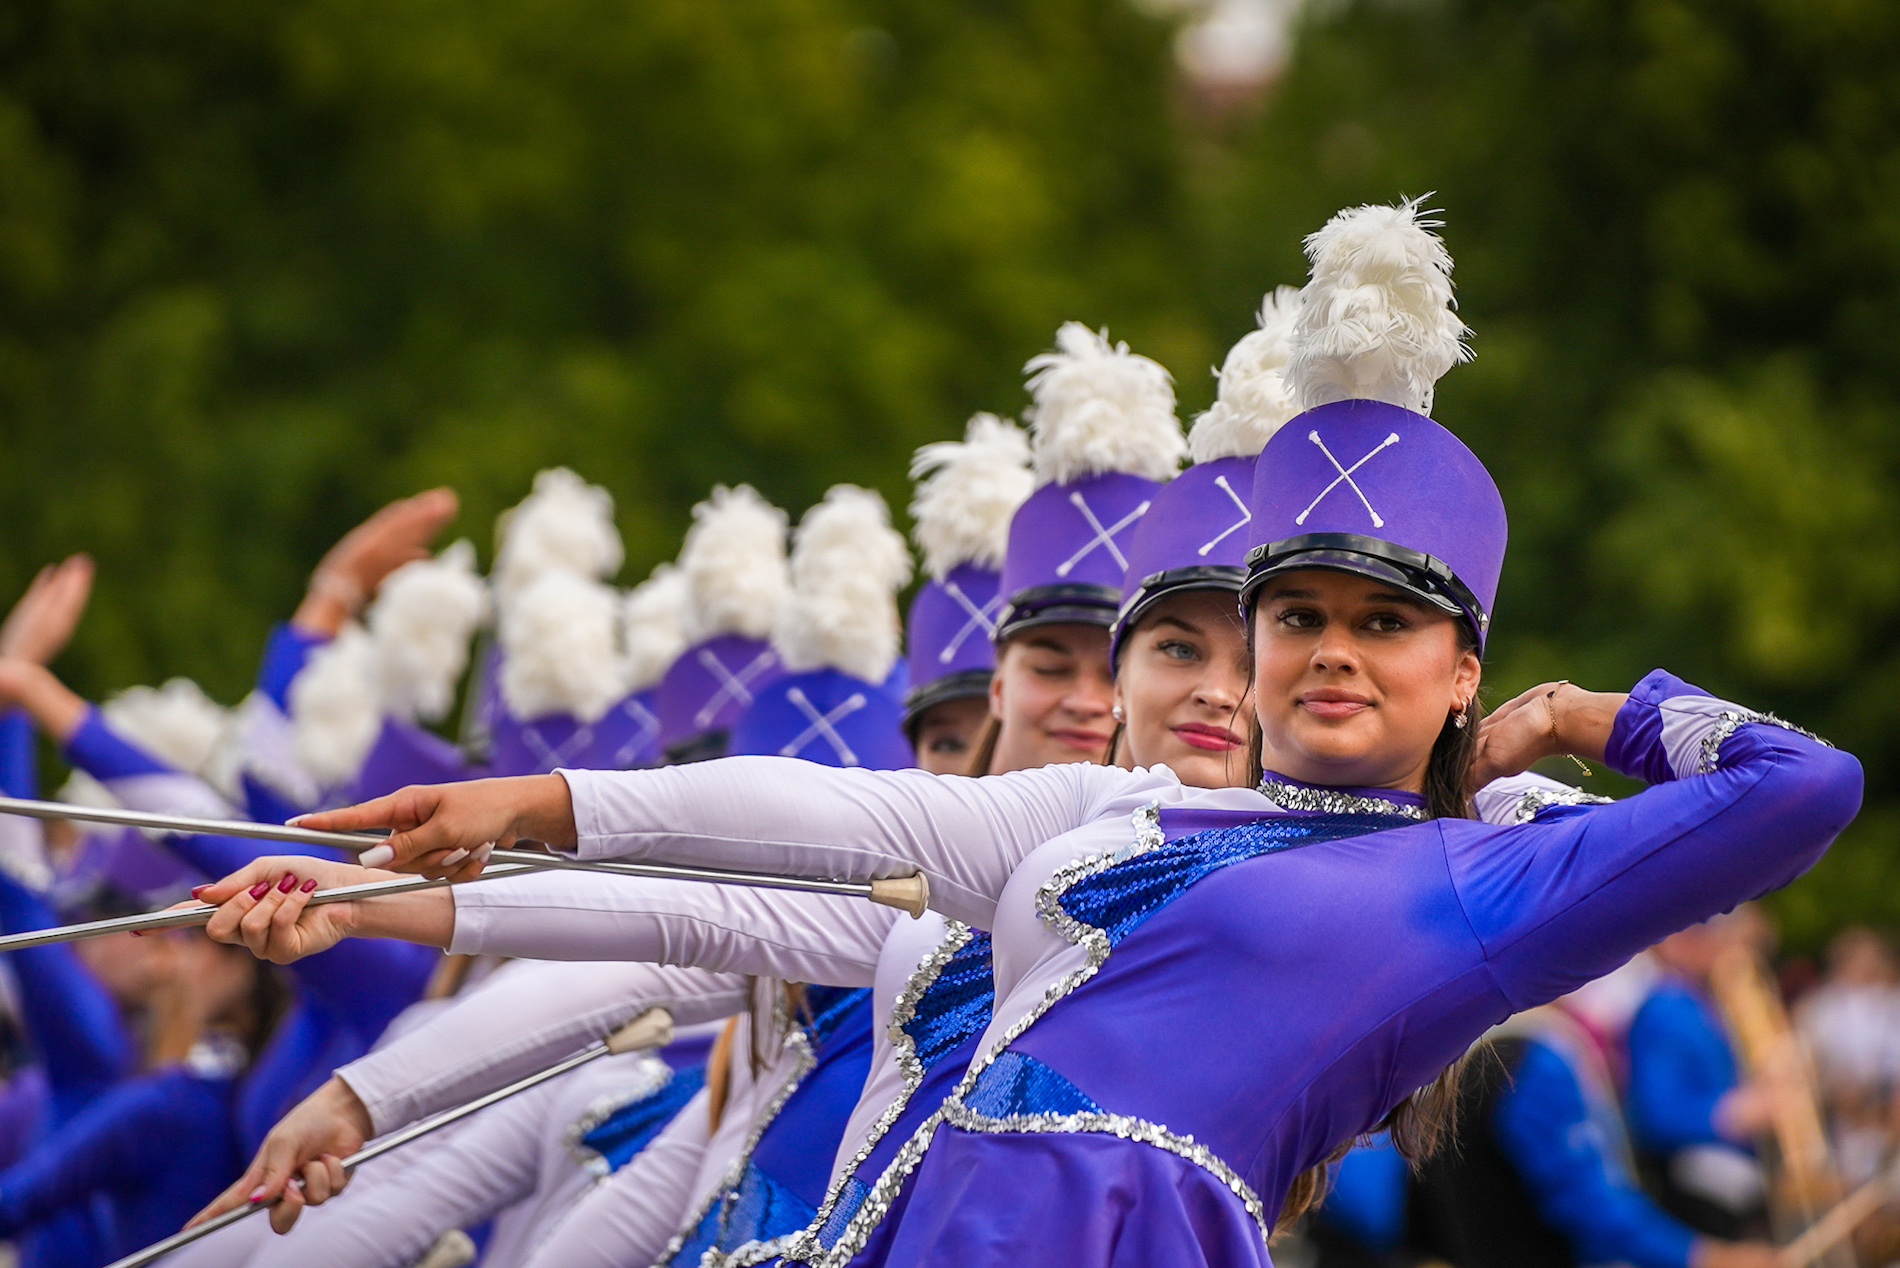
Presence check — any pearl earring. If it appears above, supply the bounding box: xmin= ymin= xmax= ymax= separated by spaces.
xmin=1111 ymin=704 xmax=1124 ymax=722
xmin=1453 ymin=703 xmax=1469 ymax=730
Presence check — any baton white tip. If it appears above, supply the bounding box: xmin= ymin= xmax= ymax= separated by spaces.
xmin=869 ymin=873 xmax=930 ymax=919
xmin=605 ymin=1008 xmax=674 ymax=1055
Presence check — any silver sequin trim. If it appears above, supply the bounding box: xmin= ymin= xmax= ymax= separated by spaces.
xmin=782 ymin=803 xmax=1277 ymax=1264
xmin=562 ymin=1058 xmax=673 ymax=1177
xmin=939 ymin=1101 xmax=1268 ymax=1232
xmin=1700 ymin=709 xmax=1831 ymax=775
xmin=763 ymin=922 xmax=977 ymax=1267
xmin=1508 ymin=786 xmax=1615 ymax=826
xmin=1257 ymin=779 xmax=1426 ymax=821
xmin=654 ymin=1025 xmax=816 ymax=1268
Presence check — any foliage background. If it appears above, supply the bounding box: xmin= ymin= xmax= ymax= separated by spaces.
xmin=0 ymin=0 xmax=1894 ymax=948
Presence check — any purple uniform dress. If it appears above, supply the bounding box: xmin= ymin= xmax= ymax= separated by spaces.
xmin=554 ymin=672 xmax=1859 ymax=1268
xmin=848 ymin=676 xmax=1859 ymax=1267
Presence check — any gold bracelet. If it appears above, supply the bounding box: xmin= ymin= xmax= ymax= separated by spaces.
xmin=1544 ymin=682 xmax=1592 ymax=777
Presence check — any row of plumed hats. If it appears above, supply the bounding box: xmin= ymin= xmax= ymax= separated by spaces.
xmin=82 ymin=198 xmax=1507 ymax=826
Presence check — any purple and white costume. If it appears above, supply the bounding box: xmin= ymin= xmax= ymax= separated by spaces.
xmin=542 ymin=684 xmax=1857 ymax=1264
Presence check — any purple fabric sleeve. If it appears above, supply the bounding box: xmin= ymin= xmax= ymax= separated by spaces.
xmin=0 ymin=710 xmax=35 ymax=800
xmin=0 ymin=1069 xmax=238 ymax=1253
xmin=1450 ymin=674 xmax=1862 ymax=1011
xmin=0 ymin=1069 xmax=46 ymax=1172
xmin=258 ymin=622 xmax=330 ymax=711
xmin=61 ymin=709 xmax=171 ymax=781
xmin=0 ymin=873 xmax=133 ymax=1116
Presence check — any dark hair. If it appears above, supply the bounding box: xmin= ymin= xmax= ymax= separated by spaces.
xmin=1245 ymin=610 xmax=1484 ymax=1233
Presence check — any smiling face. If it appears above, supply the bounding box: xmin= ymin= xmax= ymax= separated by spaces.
xmin=987 ymin=622 xmax=1115 ymax=774
xmin=1251 ymin=569 xmax=1481 ymax=793
xmin=1114 ymin=590 xmax=1253 ymax=789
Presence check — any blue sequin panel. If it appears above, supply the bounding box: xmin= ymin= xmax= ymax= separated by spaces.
xmin=802 ymin=985 xmax=871 ymax=1050
xmin=1060 ymin=812 xmax=1416 ymax=950
xmin=965 ymin=1050 xmax=1103 ymax=1119
xmin=905 ymin=931 xmax=995 ymax=1072
xmin=579 ymin=1066 xmax=706 ymax=1173
xmin=814 ymin=1175 xmax=872 ymax=1249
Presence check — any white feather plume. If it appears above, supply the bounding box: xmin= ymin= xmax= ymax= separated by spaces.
xmin=1189 ymin=286 xmax=1303 ymax=462
xmin=908 ymin=413 xmax=1034 ymax=580
xmin=677 ymin=485 xmax=791 ymax=644
xmin=1286 ymin=197 xmax=1473 ymax=416
xmin=498 ymin=571 xmax=628 ymax=723
xmin=492 ymin=468 xmax=625 ymax=605
xmin=621 ymin=563 xmax=690 ymax=694
xmin=102 ymin=679 xmax=230 ymax=783
xmin=290 ymin=626 xmax=383 ymax=789
xmin=1023 ymin=322 xmax=1185 ymax=486
xmin=774 ymin=486 xmax=914 ymax=684
xmin=367 ymin=540 xmax=488 ymax=724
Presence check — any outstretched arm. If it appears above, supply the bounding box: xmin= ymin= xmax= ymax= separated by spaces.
xmin=195 ymin=958 xmax=745 ymax=1229
xmin=298 ymin=758 xmax=1153 ymax=929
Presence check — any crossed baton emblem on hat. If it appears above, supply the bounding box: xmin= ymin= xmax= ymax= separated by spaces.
xmin=1056 ymin=491 xmax=1150 ymax=578
xmin=937 ymin=579 xmax=1003 ymax=665
xmin=694 ymin=647 xmax=780 ymax=730
xmin=781 ymin=687 xmax=867 ymax=767
xmin=610 ymin=696 xmax=661 ymax=767
xmin=520 ymin=719 xmax=596 ymax=774
xmin=1197 ymin=474 xmax=1253 ymax=557
xmin=1295 ymin=431 xmax=1400 ymax=529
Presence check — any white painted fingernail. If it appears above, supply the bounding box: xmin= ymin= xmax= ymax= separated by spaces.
xmin=359 ymin=845 xmax=395 ymax=868
xmin=442 ymin=848 xmax=469 ymax=867
xmin=472 ymin=843 xmax=493 ymax=863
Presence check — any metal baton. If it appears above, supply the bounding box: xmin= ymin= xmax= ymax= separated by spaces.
xmin=102 ymin=1009 xmax=677 ymax=1268
xmin=0 ymin=795 xmax=930 ymax=921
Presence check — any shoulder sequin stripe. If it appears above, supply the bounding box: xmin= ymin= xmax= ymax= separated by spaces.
xmin=737 ymin=923 xmax=977 ymax=1268
xmin=652 ymin=1030 xmax=817 ymax=1268
xmin=1508 ymin=785 xmax=1616 ymax=825
xmin=563 ymin=1058 xmax=675 ymax=1176
xmin=1700 ymin=708 xmax=1831 ymax=776
xmin=796 ymin=803 xmax=1278 ymax=1265
xmin=1256 ymin=779 xmax=1426 ymax=821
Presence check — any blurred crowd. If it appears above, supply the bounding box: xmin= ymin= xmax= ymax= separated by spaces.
xmin=1285 ymin=911 xmax=1900 ymax=1268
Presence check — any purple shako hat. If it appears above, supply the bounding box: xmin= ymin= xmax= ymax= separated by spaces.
xmin=993 ymin=323 xmax=1184 ymax=644
xmin=1238 ymin=399 xmax=1505 ymax=647
xmin=994 ymin=470 xmax=1162 ymax=642
xmin=490 ymin=689 xmax=665 ymax=777
xmin=1110 ymin=456 xmax=1256 ymax=666
xmin=902 ymin=563 xmax=1001 ymax=733
xmin=730 ymin=667 xmax=911 ymax=771
xmin=655 ymin=634 xmax=783 ymax=764
xmin=54 ymin=827 xmax=197 ymax=915
xmin=350 ymin=717 xmax=483 ymax=801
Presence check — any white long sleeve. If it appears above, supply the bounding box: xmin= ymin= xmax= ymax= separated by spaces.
xmin=249 ymin=1053 xmax=671 ymax=1268
xmin=449 ymin=873 xmax=898 ymax=988
xmin=336 ymin=959 xmax=746 ymax=1135
xmin=514 ymin=1086 xmax=716 ymax=1268
xmin=561 ymin=758 xmax=1166 ymax=928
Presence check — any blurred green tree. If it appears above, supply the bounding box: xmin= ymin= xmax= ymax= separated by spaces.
xmin=1 ymin=0 xmax=1896 ymax=945
xmin=0 ymin=0 xmax=1216 ymax=698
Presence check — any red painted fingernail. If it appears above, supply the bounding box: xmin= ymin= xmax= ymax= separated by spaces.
xmin=249 ymin=1186 xmax=269 ymax=1203
xmin=191 ymin=884 xmax=211 ymax=899
xmin=277 ymin=873 xmax=299 ymax=893
xmin=301 ymin=879 xmax=318 ymax=893
xmin=250 ymin=882 xmax=271 ymax=900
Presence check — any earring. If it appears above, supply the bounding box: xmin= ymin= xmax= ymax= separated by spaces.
xmin=1452 ymin=703 xmax=1469 ymax=730
xmin=1111 ymin=704 xmax=1124 ymax=722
